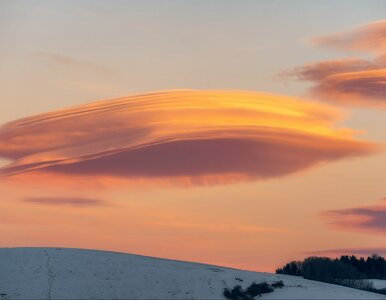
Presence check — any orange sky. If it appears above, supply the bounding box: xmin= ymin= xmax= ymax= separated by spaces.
xmin=0 ymin=2 xmax=385 ymax=272
xmin=0 ymin=88 xmax=384 ymax=272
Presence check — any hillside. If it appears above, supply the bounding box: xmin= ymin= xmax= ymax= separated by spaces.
xmin=0 ymin=248 xmax=384 ymax=299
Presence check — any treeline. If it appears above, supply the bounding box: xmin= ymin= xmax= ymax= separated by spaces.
xmin=276 ymin=254 xmax=386 ymax=281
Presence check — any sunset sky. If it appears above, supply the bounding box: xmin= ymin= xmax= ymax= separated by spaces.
xmin=0 ymin=0 xmax=385 ymax=272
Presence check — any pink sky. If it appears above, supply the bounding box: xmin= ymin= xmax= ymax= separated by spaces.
xmin=0 ymin=1 xmax=385 ymax=272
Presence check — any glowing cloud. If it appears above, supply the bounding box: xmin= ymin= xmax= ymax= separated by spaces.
xmin=285 ymin=20 xmax=386 ymax=108
xmin=0 ymin=90 xmax=376 ymax=185
xmin=312 ymin=20 xmax=386 ymax=54
xmin=321 ymin=198 xmax=386 ymax=235
xmin=290 ymin=61 xmax=386 ymax=107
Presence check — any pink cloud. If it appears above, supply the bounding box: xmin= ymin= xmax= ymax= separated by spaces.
xmin=283 ymin=21 xmax=386 ymax=108
xmin=23 ymin=196 xmax=107 ymax=207
xmin=312 ymin=20 xmax=386 ymax=54
xmin=321 ymin=197 xmax=386 ymax=235
xmin=305 ymin=247 xmax=386 ymax=257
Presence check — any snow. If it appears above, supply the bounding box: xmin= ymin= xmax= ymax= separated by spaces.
xmin=368 ymin=279 xmax=386 ymax=290
xmin=0 ymin=248 xmax=385 ymax=299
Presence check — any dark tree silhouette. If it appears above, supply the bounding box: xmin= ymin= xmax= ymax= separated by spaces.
xmin=276 ymin=254 xmax=386 ymax=280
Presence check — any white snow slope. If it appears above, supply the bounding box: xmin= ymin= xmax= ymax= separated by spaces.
xmin=0 ymin=248 xmax=385 ymax=300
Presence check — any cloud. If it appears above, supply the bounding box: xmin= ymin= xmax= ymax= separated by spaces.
xmin=22 ymin=196 xmax=106 ymax=207
xmin=283 ymin=21 xmax=386 ymax=108
xmin=147 ymin=221 xmax=287 ymax=234
xmin=312 ymin=20 xmax=386 ymax=54
xmin=0 ymin=90 xmax=376 ymax=185
xmin=321 ymin=197 xmax=386 ymax=235
xmin=305 ymin=247 xmax=386 ymax=257
xmin=287 ymin=57 xmax=386 ymax=108
xmin=287 ymin=58 xmax=383 ymax=81
xmin=33 ymin=52 xmax=118 ymax=77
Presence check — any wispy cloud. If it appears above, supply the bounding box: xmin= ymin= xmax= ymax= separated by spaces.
xmin=305 ymin=246 xmax=386 ymax=257
xmin=320 ymin=197 xmax=386 ymax=235
xmin=33 ymin=52 xmax=118 ymax=77
xmin=23 ymin=196 xmax=107 ymax=207
xmin=149 ymin=221 xmax=288 ymax=234
xmin=312 ymin=20 xmax=386 ymax=54
xmin=0 ymin=90 xmax=376 ymax=185
xmin=282 ymin=20 xmax=386 ymax=108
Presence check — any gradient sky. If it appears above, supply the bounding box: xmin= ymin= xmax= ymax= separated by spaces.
xmin=0 ymin=0 xmax=385 ymax=272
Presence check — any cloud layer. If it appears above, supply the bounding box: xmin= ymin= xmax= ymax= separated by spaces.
xmin=286 ymin=20 xmax=386 ymax=108
xmin=23 ymin=196 xmax=106 ymax=207
xmin=0 ymin=90 xmax=376 ymax=185
xmin=321 ymin=197 xmax=386 ymax=235
xmin=306 ymin=247 xmax=386 ymax=257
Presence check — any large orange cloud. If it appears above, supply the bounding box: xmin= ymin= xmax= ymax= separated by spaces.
xmin=285 ymin=21 xmax=386 ymax=108
xmin=0 ymin=90 xmax=376 ymax=185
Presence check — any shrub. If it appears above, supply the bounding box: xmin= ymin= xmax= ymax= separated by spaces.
xmin=223 ymin=281 xmax=282 ymax=300
xmin=246 ymin=282 xmax=273 ymax=297
xmin=272 ymin=280 xmax=284 ymax=288
xmin=223 ymin=285 xmax=253 ymax=300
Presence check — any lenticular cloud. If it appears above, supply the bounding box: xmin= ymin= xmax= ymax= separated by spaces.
xmin=0 ymin=90 xmax=376 ymax=184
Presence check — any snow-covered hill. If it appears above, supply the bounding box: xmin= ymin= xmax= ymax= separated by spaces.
xmin=0 ymin=248 xmax=384 ymax=299
xmin=368 ymin=279 xmax=386 ymax=290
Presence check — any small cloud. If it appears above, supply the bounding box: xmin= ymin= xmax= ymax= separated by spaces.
xmin=282 ymin=20 xmax=386 ymax=108
xmin=320 ymin=197 xmax=386 ymax=235
xmin=23 ymin=196 xmax=107 ymax=207
xmin=312 ymin=20 xmax=386 ymax=54
xmin=286 ymin=58 xmax=382 ymax=81
xmin=33 ymin=52 xmax=118 ymax=77
xmin=150 ymin=221 xmax=288 ymax=234
xmin=305 ymin=246 xmax=386 ymax=257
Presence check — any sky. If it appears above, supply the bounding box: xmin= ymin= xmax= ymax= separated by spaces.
xmin=0 ymin=0 xmax=385 ymax=272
